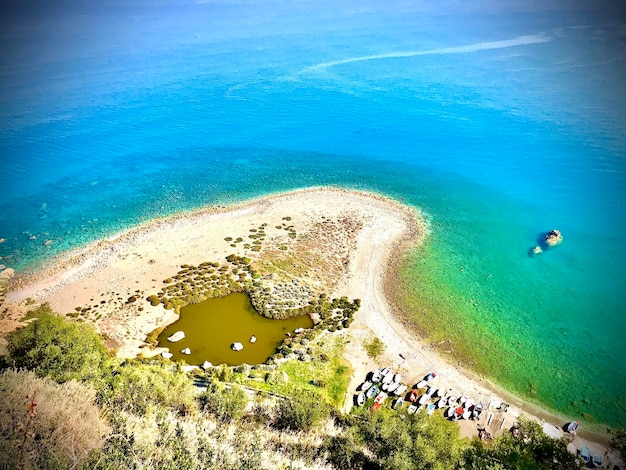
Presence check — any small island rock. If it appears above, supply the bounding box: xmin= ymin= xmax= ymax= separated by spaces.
xmin=545 ymin=229 xmax=563 ymax=247
xmin=167 ymin=331 xmax=185 ymax=342
xmin=231 ymin=342 xmax=243 ymax=351
xmin=249 ymin=335 xmax=257 ymax=343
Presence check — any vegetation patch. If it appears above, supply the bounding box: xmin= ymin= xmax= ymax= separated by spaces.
xmin=364 ymin=335 xmax=386 ymax=359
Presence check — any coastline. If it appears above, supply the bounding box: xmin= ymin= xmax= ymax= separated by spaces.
xmin=1 ymin=187 xmax=611 ymax=454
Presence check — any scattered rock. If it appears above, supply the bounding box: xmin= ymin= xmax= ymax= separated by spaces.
xmin=231 ymin=342 xmax=243 ymax=351
xmin=162 ymin=352 xmax=173 ymax=359
xmin=0 ymin=238 xmax=4 ymax=243
xmin=43 ymin=240 xmax=52 ymax=246
xmin=201 ymin=361 xmax=213 ymax=370
xmin=167 ymin=331 xmax=185 ymax=342
xmin=249 ymin=335 xmax=257 ymax=343
xmin=0 ymin=267 xmax=14 ymax=279
xmin=181 ymin=347 xmax=191 ymax=355
xmin=532 ymin=246 xmax=542 ymax=255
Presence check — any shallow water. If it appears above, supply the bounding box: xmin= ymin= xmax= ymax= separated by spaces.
xmin=157 ymin=293 xmax=313 ymax=367
xmin=1 ymin=2 xmax=624 ymax=426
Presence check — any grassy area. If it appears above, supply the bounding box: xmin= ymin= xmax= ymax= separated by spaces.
xmin=237 ymin=333 xmax=351 ymax=407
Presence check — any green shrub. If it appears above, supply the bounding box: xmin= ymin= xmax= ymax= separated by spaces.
xmin=5 ymin=311 xmax=108 ymax=383
xmin=100 ymin=360 xmax=196 ymax=416
xmin=275 ymin=390 xmax=330 ymax=431
xmin=200 ymin=382 xmax=248 ymax=422
xmin=364 ymin=336 xmax=385 ymax=359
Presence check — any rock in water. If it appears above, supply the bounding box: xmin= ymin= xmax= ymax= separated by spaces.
xmin=181 ymin=347 xmax=191 ymax=355
xmin=167 ymin=331 xmax=185 ymax=342
xmin=545 ymin=229 xmax=563 ymax=247
xmin=532 ymin=246 xmax=542 ymax=255
xmin=231 ymin=342 xmax=243 ymax=351
xmin=249 ymin=335 xmax=257 ymax=343
xmin=161 ymin=352 xmax=173 ymax=359
xmin=201 ymin=361 xmax=213 ymax=370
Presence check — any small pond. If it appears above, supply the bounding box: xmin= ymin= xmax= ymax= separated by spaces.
xmin=157 ymin=292 xmax=313 ymax=366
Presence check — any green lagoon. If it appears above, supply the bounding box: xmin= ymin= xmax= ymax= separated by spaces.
xmin=157 ymin=293 xmax=313 ymax=366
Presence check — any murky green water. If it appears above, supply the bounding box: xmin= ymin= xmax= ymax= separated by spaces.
xmin=157 ymin=292 xmax=313 ymax=366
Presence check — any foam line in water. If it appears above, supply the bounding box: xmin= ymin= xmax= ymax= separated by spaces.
xmin=301 ymin=34 xmax=552 ymax=73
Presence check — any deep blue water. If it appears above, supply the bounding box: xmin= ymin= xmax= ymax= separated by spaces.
xmin=1 ymin=1 xmax=625 ymax=427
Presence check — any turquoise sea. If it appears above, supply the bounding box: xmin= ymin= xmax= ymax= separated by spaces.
xmin=1 ymin=2 xmax=624 ymax=427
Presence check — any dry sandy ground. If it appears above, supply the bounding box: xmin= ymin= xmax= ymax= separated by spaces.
xmin=1 ymin=187 xmax=613 ymax=462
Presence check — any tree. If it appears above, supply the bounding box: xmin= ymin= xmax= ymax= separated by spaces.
xmin=5 ymin=309 xmax=108 ymax=383
xmin=462 ymin=416 xmax=584 ymax=470
xmin=0 ymin=369 xmax=109 ymax=470
xmin=275 ymin=390 xmax=330 ymax=431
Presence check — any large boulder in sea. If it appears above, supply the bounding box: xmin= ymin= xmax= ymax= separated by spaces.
xmin=545 ymin=229 xmax=563 ymax=247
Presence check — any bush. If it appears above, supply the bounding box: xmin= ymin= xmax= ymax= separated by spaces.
xmin=0 ymin=369 xmax=110 ymax=470
xmin=100 ymin=360 xmax=196 ymax=416
xmin=200 ymin=382 xmax=248 ymax=422
xmin=5 ymin=310 xmax=108 ymax=383
xmin=275 ymin=390 xmax=330 ymax=431
xmin=364 ymin=336 xmax=385 ymax=359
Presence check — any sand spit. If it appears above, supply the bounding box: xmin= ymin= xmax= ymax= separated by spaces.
xmin=1 ymin=187 xmax=612 ymax=459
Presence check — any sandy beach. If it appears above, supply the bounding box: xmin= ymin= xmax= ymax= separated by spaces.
xmin=0 ymin=187 xmax=612 ymax=460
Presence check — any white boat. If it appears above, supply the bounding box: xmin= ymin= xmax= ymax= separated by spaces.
xmin=387 ymin=382 xmax=400 ymax=393
xmin=425 ymin=386 xmax=436 ymax=397
xmin=381 ymin=367 xmax=392 ymax=378
xmin=462 ymin=410 xmax=471 ymax=420
xmin=445 ymin=406 xmax=456 ymax=418
xmin=359 ymin=380 xmax=372 ymax=391
xmin=371 ymin=369 xmax=382 ymax=383
xmin=366 ymin=385 xmax=379 ymax=399
xmin=424 ymin=372 xmax=437 ymax=381
xmin=382 ymin=372 xmax=394 ymax=384
xmin=415 ymin=380 xmax=428 ymax=389
xmin=394 ymin=384 xmax=408 ymax=396
xmin=472 ymin=402 xmax=483 ymax=419
xmin=407 ymin=404 xmax=418 ymax=414
xmin=418 ymin=393 xmax=430 ymax=405
xmin=356 ymin=392 xmax=366 ymax=406
xmin=392 ymin=397 xmax=404 ymax=410
xmin=393 ymin=373 xmax=402 ymax=383
xmin=459 ymin=395 xmax=468 ymax=405
xmin=436 ymin=397 xmax=448 ymax=409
